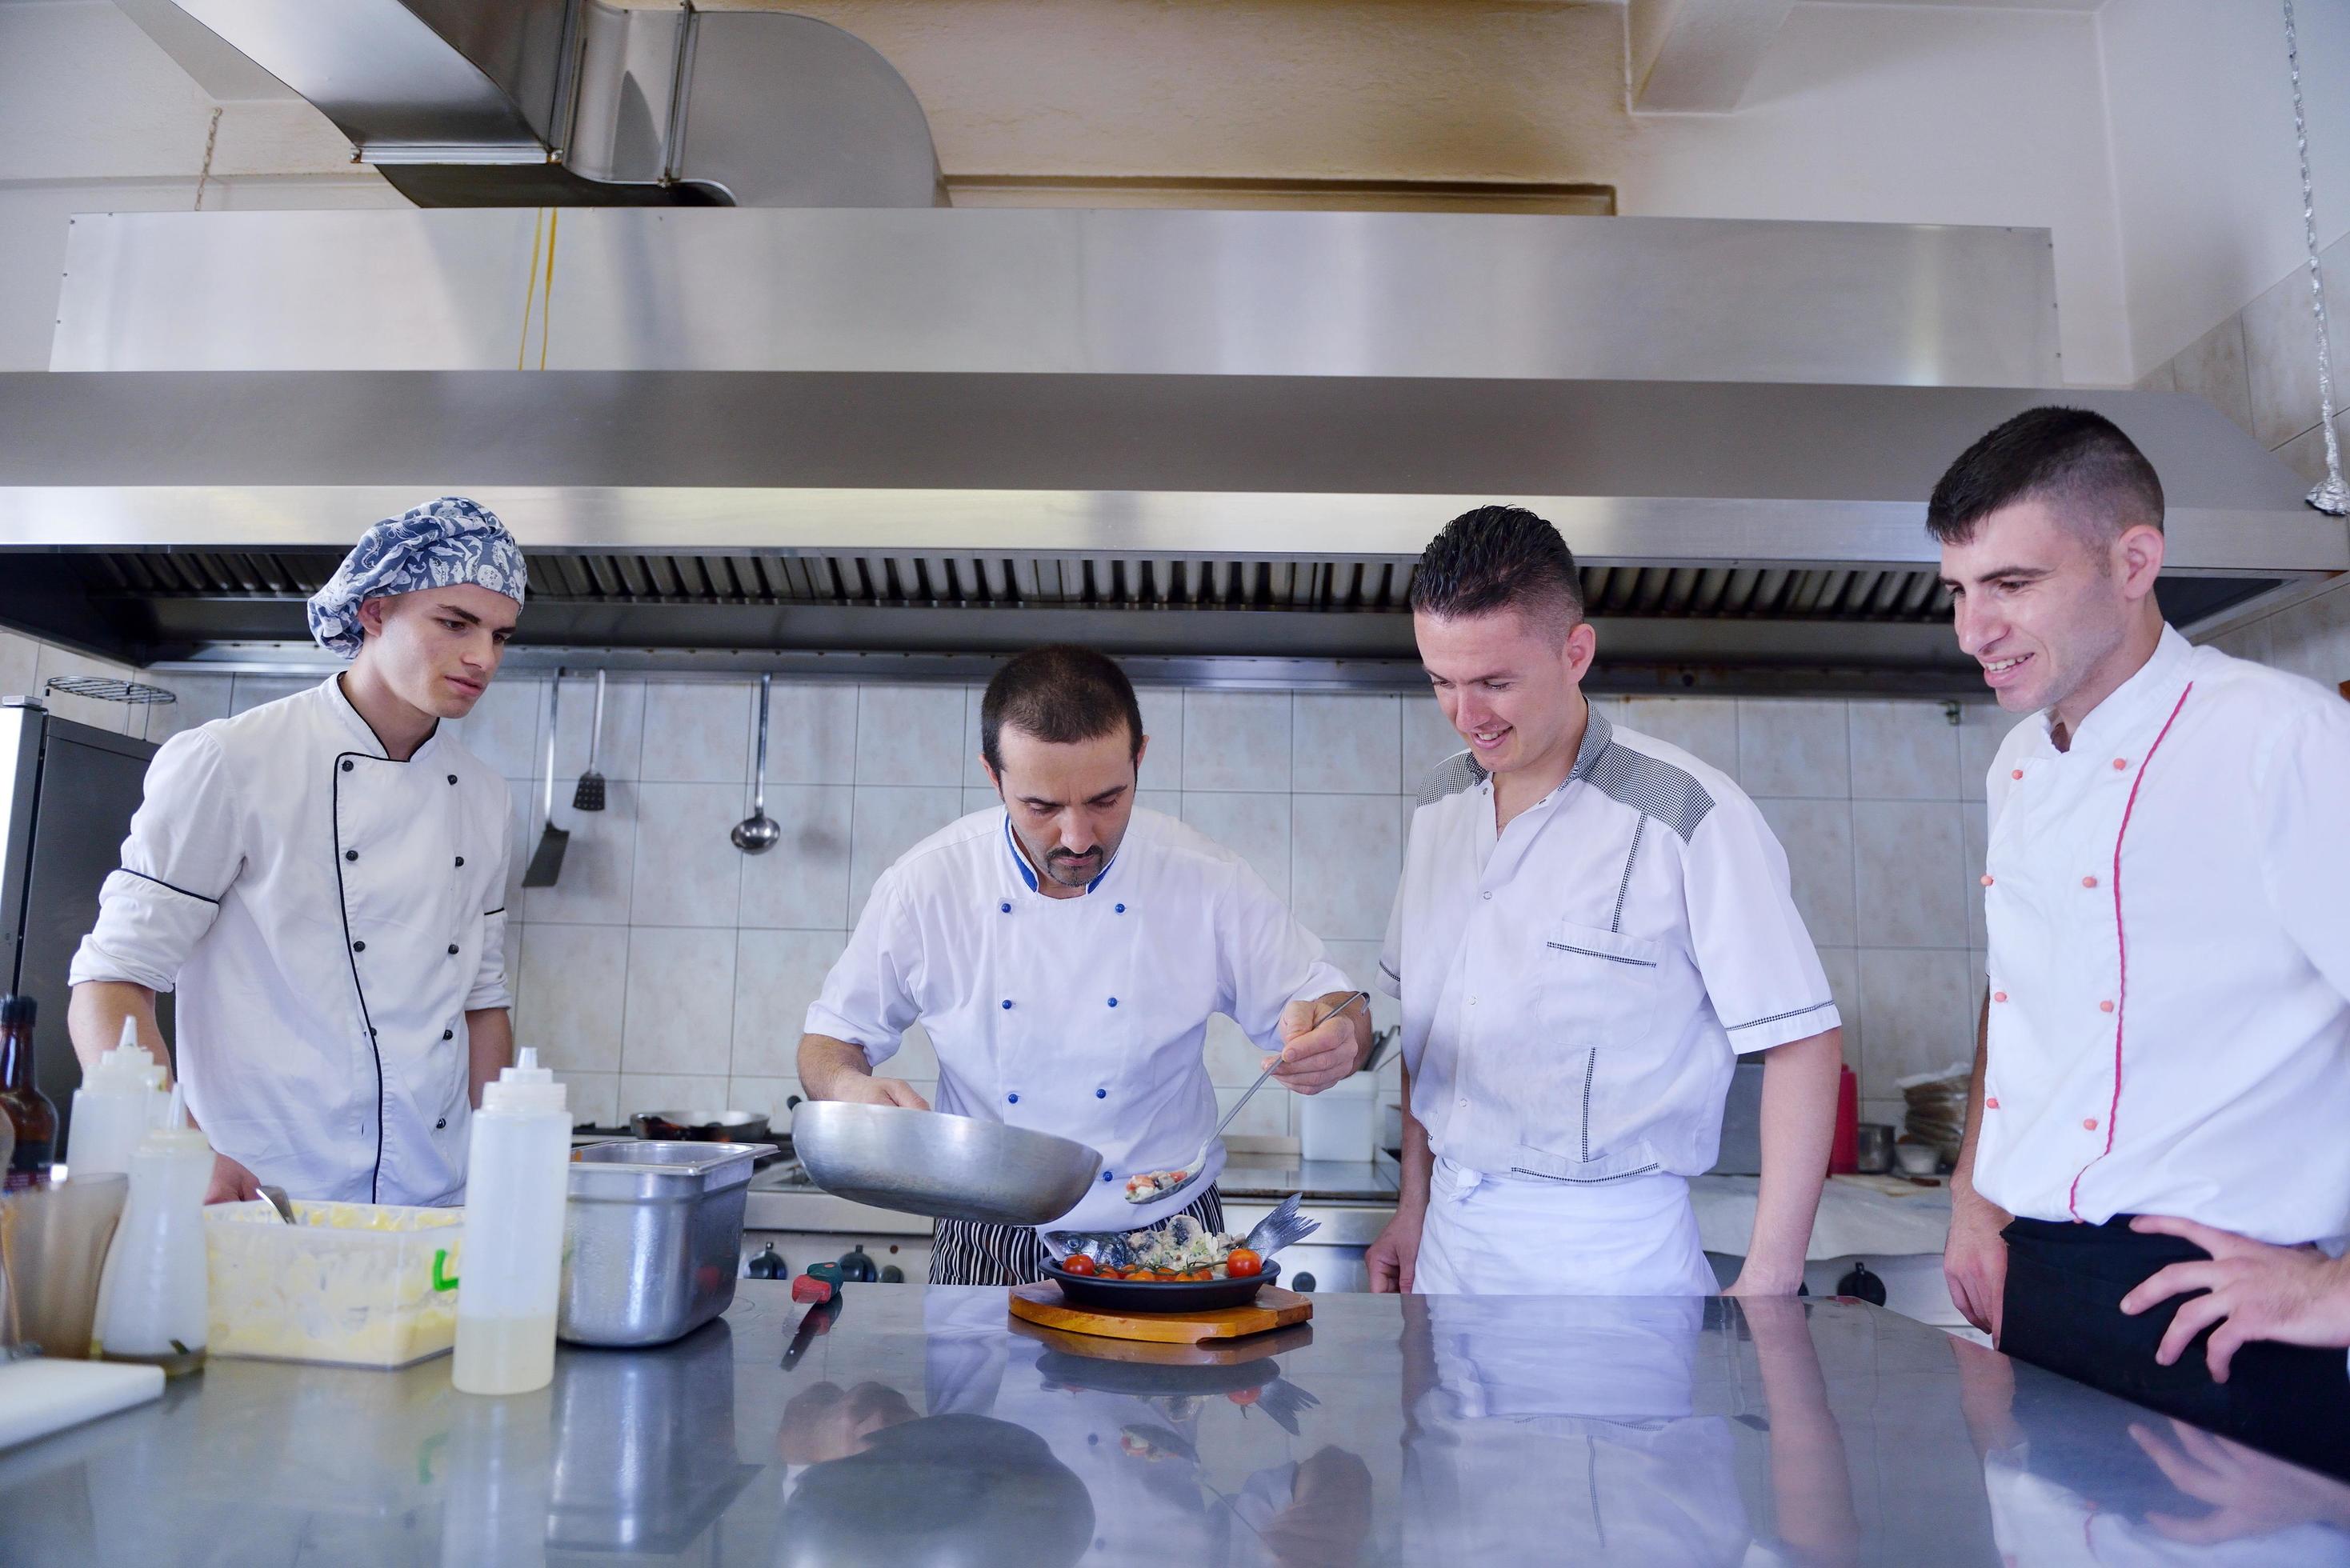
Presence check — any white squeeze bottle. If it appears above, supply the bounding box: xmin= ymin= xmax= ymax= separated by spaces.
xmin=69 ymin=1018 xmax=169 ymax=1178
xmin=95 ymin=1082 xmax=212 ymax=1376
xmin=453 ymin=1049 xmax=570 ymax=1396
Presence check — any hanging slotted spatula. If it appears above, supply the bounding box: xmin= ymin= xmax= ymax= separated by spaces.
xmin=522 ymin=670 xmax=569 ymax=887
xmin=571 ymin=670 xmax=607 ymax=812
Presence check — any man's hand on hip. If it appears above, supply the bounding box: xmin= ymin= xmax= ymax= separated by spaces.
xmin=2120 ymin=1214 xmax=2350 ymax=1382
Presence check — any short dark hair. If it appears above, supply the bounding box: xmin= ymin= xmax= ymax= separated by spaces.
xmin=1409 ymin=505 xmax=1585 ymax=637
xmin=1927 ymin=406 xmax=2164 ymax=546
xmin=981 ymin=645 xmax=1145 ymax=773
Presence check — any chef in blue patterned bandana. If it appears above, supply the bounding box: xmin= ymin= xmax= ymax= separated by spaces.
xmin=69 ymin=498 xmax=529 ymax=1206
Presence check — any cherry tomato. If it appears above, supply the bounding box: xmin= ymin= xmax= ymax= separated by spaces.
xmin=1129 ymin=1270 xmax=1163 ymax=1283
xmin=1227 ymin=1387 xmax=1262 ymax=1406
xmin=1182 ymin=1269 xmax=1211 ymax=1282
xmin=1062 ymin=1255 xmax=1097 ymax=1276
xmin=1225 ymin=1249 xmax=1263 ymax=1278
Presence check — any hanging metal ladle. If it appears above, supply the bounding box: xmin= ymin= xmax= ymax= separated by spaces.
xmin=731 ymin=674 xmax=781 ymax=854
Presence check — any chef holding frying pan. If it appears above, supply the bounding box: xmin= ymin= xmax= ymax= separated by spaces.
xmin=796 ymin=644 xmax=1371 ymax=1286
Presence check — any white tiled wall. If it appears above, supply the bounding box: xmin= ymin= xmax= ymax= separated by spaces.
xmin=2147 ymin=227 xmax=2350 ymax=763
xmin=2204 ymin=576 xmax=2350 ymax=699
xmin=14 ymin=636 xmax=2020 ymax=1139
xmin=0 ymin=626 xmax=237 ymax=743
xmin=2142 ymin=229 xmax=2350 ymax=495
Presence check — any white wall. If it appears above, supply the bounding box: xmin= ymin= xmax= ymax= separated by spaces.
xmin=1622 ymin=2 xmax=2128 ymax=383
xmin=2100 ymin=0 xmax=2350 ymax=372
xmin=789 ymin=0 xmax=2134 ymax=383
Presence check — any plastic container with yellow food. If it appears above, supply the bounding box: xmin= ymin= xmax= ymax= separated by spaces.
xmin=204 ymin=1199 xmax=464 ymax=1370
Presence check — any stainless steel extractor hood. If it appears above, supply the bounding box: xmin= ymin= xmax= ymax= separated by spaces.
xmin=1 ymin=370 xmax=2337 ymax=694
xmin=8 ymin=207 xmax=2342 ymax=692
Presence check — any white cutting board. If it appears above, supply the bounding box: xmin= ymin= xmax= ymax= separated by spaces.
xmin=0 ymin=1358 xmax=166 ymax=1449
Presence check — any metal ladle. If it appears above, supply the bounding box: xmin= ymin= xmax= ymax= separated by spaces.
xmin=732 ymin=674 xmax=780 ymax=854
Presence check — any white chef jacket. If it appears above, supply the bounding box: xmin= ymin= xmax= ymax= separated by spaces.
xmin=1976 ymin=626 xmax=2350 ymax=1245
xmin=1379 ymin=710 xmax=1838 ymax=1186
xmin=70 ymin=674 xmax=514 ymax=1206
xmin=806 ymin=806 xmax=1350 ymax=1233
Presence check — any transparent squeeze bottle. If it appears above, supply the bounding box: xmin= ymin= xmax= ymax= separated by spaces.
xmin=95 ymin=1083 xmax=212 ymax=1376
xmin=69 ymin=1017 xmax=169 ymax=1178
xmin=453 ymin=1049 xmax=570 ymax=1396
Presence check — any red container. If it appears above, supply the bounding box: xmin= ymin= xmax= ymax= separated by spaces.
xmin=1828 ymin=1065 xmax=1859 ymax=1174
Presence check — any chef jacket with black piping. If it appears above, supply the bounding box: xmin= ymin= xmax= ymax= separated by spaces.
xmin=1379 ymin=709 xmax=1839 ymax=1186
xmin=1975 ymin=626 xmax=2350 ymax=1245
xmin=70 ymin=674 xmax=514 ymax=1206
xmin=805 ymin=806 xmax=1351 ymax=1234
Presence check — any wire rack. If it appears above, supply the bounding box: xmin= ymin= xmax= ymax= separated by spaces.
xmin=44 ymin=676 xmax=178 ymax=706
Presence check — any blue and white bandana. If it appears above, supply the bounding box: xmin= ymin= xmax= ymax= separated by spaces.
xmin=306 ymin=497 xmax=527 ymax=659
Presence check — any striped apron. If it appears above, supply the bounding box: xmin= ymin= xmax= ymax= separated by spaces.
xmin=929 ymin=1186 xmax=1227 ymax=1286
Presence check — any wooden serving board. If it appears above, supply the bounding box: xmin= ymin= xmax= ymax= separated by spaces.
xmin=1008 ymin=1282 xmax=1311 ymax=1343
xmin=1010 ymin=1316 xmax=1313 ymax=1366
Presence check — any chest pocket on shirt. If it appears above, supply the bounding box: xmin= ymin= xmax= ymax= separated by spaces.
xmin=1539 ymin=921 xmax=1667 ymax=1046
xmin=1512 ymin=920 xmax=1669 ymax=1174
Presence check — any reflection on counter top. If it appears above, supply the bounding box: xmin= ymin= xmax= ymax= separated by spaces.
xmin=11 ymin=1283 xmax=2350 ymax=1564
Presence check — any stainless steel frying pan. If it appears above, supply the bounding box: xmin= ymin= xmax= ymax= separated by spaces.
xmin=790 ymin=1101 xmax=1103 ymax=1226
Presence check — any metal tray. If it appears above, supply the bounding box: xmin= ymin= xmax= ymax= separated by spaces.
xmin=1038 ymin=1260 xmax=1279 ymax=1314
xmin=559 ymin=1141 xmax=769 ymax=1347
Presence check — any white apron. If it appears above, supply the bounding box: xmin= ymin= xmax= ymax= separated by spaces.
xmin=1415 ymin=1157 xmax=1718 ymax=1296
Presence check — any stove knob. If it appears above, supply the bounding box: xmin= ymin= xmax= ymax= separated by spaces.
xmin=880 ymin=1264 xmax=905 ymax=1283
xmin=1291 ymin=1271 xmax=1316 ymax=1294
xmin=839 ymin=1247 xmax=879 ymax=1283
xmin=745 ymin=1243 xmax=786 ymax=1280
xmin=1834 ymin=1262 xmax=1887 ymax=1306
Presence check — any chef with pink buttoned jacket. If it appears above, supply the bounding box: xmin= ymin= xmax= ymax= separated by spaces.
xmin=1933 ymin=407 xmax=2350 ymax=1482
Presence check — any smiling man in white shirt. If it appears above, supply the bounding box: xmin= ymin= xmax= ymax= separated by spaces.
xmin=1367 ymin=506 xmax=1841 ymax=1298
xmin=1934 ymin=406 xmax=2350 ymax=1479
xmin=797 ymin=645 xmax=1371 ymax=1286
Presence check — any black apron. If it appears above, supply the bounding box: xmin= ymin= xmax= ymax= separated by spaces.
xmin=2001 ymin=1215 xmax=2350 ymax=1482
xmin=931 ymin=1186 xmax=1226 ymax=1286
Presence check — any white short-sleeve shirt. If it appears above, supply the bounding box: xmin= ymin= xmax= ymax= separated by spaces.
xmin=1975 ymin=626 xmax=2350 ymax=1244
xmin=1379 ymin=710 xmax=1838 ymax=1183
xmin=807 ymin=806 xmax=1351 ymax=1232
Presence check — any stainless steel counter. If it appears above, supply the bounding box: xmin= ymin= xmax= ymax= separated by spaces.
xmin=10 ymin=1284 xmax=2349 ymax=1564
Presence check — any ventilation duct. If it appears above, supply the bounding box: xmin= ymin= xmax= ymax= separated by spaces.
xmin=162 ymin=0 xmax=946 ymax=207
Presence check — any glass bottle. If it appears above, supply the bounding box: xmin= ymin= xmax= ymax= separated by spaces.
xmin=0 ymin=994 xmax=58 ymax=1190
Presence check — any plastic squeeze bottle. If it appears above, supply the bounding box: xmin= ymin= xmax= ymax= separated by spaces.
xmin=453 ymin=1049 xmax=570 ymax=1396
xmin=95 ymin=1082 xmax=212 ymax=1376
xmin=68 ymin=1018 xmax=169 ymax=1178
